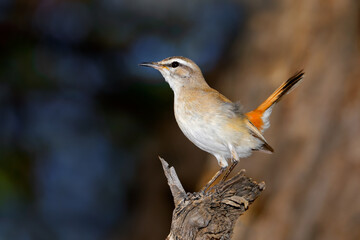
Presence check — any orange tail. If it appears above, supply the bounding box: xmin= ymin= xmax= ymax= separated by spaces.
xmin=246 ymin=70 xmax=304 ymax=132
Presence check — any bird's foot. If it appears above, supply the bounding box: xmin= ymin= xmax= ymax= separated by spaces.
xmin=186 ymin=191 xmax=204 ymax=200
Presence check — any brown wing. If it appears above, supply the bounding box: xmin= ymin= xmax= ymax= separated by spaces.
xmin=245 ymin=119 xmax=274 ymax=153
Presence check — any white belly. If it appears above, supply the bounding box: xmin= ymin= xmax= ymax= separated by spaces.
xmin=174 ymin=98 xmax=260 ymax=160
xmin=176 ymin=113 xmax=229 ymax=156
xmin=175 ymin=105 xmax=225 ymax=152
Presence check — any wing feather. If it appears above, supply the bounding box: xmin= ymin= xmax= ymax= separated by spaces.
xmin=245 ymin=119 xmax=274 ymax=153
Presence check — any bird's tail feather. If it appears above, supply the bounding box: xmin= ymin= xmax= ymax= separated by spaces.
xmin=246 ymin=70 xmax=304 ymax=132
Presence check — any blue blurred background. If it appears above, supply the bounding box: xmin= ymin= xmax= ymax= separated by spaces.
xmin=0 ymin=0 xmax=244 ymax=239
xmin=1 ymin=0 xmax=360 ymax=240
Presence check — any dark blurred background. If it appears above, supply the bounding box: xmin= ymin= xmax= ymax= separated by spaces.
xmin=0 ymin=0 xmax=359 ymax=240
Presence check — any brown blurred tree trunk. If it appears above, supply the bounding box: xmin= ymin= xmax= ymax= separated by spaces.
xmin=201 ymin=0 xmax=360 ymax=240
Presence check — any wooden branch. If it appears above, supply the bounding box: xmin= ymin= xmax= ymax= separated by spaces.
xmin=160 ymin=157 xmax=187 ymax=206
xmin=159 ymin=157 xmax=265 ymax=240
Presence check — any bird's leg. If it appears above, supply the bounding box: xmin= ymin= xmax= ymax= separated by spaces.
xmin=201 ymin=166 xmax=227 ymax=193
xmin=221 ymin=145 xmax=240 ymax=182
xmin=221 ymin=160 xmax=239 ymax=182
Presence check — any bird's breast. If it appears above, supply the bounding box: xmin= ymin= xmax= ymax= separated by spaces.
xmin=173 ymin=92 xmax=231 ymax=154
xmin=173 ymin=90 xmax=261 ymax=158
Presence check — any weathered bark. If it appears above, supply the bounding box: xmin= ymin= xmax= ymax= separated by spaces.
xmin=160 ymin=157 xmax=265 ymax=240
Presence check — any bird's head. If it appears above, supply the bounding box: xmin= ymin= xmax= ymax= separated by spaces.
xmin=140 ymin=56 xmax=208 ymax=92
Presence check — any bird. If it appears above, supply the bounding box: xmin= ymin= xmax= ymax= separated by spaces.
xmin=140 ymin=56 xmax=304 ymax=192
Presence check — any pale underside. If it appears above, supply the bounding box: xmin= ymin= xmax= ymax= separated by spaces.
xmin=174 ymin=88 xmax=265 ymax=168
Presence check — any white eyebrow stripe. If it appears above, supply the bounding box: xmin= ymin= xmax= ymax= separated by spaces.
xmin=175 ymin=59 xmax=191 ymax=67
xmin=162 ymin=58 xmax=193 ymax=70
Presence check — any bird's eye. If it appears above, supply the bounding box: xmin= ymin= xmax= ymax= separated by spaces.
xmin=171 ymin=61 xmax=179 ymax=68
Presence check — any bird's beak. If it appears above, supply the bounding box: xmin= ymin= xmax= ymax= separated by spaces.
xmin=139 ymin=62 xmax=160 ymax=69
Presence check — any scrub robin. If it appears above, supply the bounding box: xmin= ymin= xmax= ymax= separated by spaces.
xmin=140 ymin=57 xmax=304 ymax=191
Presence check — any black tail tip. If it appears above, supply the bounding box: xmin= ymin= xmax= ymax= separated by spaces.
xmin=293 ymin=69 xmax=305 ymax=79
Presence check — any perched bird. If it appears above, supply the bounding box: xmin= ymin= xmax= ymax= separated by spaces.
xmin=140 ymin=57 xmax=304 ymax=191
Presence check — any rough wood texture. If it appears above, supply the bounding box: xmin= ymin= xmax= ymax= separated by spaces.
xmin=160 ymin=157 xmax=265 ymax=240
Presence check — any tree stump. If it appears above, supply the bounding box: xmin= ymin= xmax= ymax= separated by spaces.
xmin=160 ymin=157 xmax=265 ymax=240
